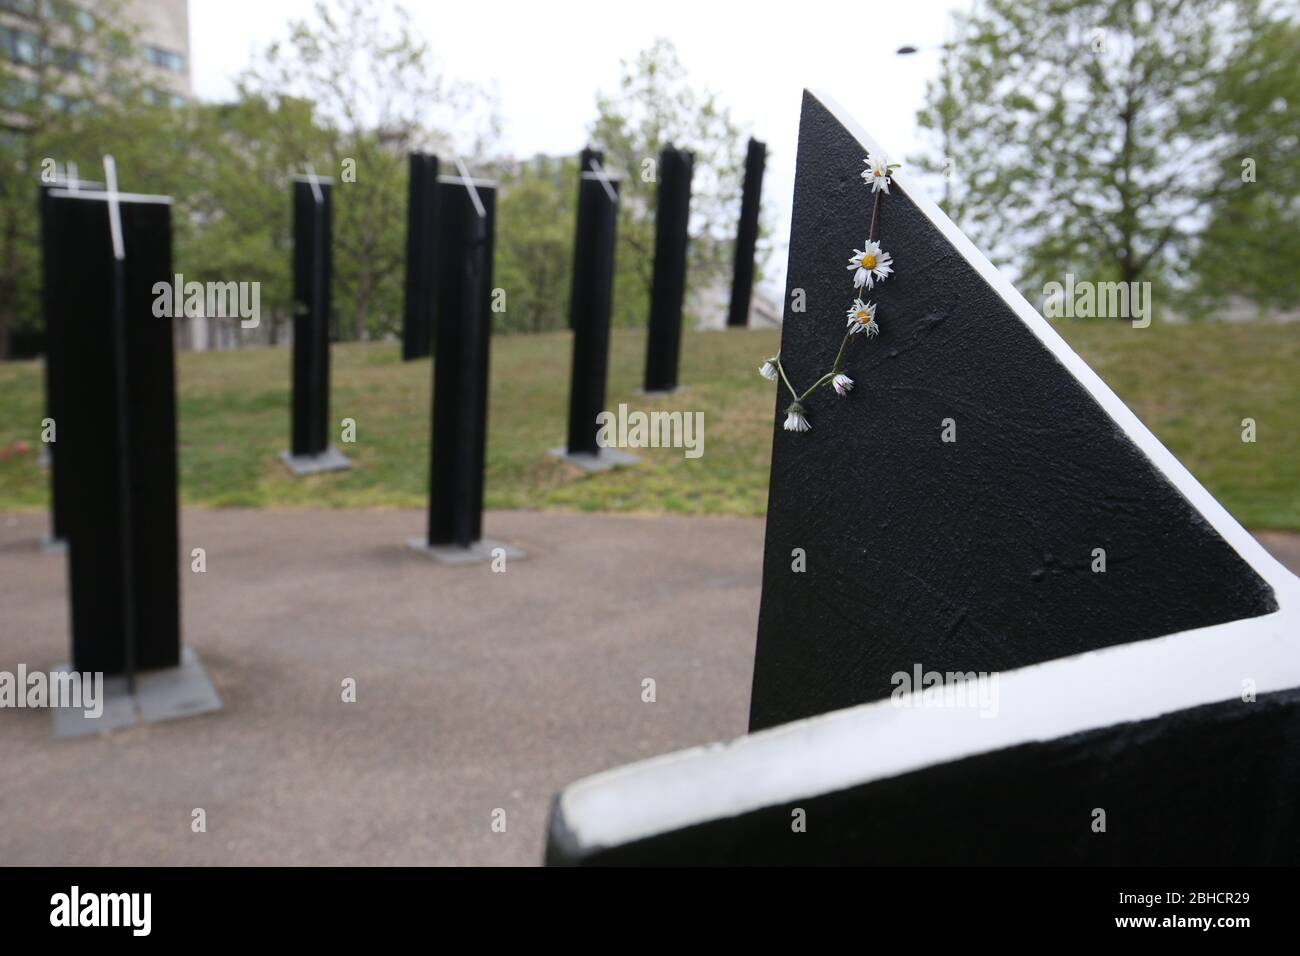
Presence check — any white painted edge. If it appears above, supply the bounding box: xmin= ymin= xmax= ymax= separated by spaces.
xmin=453 ymin=157 xmax=488 ymax=219
xmin=584 ymin=159 xmax=621 ymax=202
xmin=559 ymin=594 xmax=1300 ymax=854
xmin=553 ymin=89 xmax=1300 ymax=857
xmin=808 ymin=88 xmax=1298 ymax=602
xmin=46 ymin=189 xmax=171 ymax=205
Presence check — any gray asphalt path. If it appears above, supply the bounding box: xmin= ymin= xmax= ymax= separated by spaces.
xmin=0 ymin=509 xmax=761 ymax=866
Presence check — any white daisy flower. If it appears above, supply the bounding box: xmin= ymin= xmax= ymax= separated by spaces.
xmin=832 ymin=373 xmax=854 ymax=396
xmin=847 ymin=239 xmax=893 ymax=289
xmin=758 ymin=359 xmax=778 ymax=381
xmin=783 ymin=402 xmax=810 ymax=433
xmin=861 ymin=154 xmax=892 ymax=194
xmin=845 ymin=299 xmax=880 ymax=336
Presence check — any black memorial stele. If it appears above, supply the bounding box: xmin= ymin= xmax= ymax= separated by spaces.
xmin=402 ymin=152 xmax=440 ymax=361
xmin=44 ymin=183 xmax=180 ymax=677
xmin=38 ymin=174 xmax=100 ymax=548
xmin=409 ymin=172 xmax=523 ymax=564
xmin=282 ymin=173 xmax=350 ymax=475
xmin=548 ymin=151 xmax=638 ymax=472
xmin=643 ymin=146 xmax=693 ymax=394
xmin=567 ymin=147 xmax=603 ymax=331
xmin=727 ymin=137 xmax=766 ymax=328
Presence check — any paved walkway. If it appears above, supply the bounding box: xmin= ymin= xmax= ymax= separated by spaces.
xmin=0 ymin=510 xmax=762 ymax=865
xmin=2 ymin=510 xmax=1295 ymax=866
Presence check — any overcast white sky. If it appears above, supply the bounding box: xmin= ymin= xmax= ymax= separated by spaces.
xmin=189 ymin=0 xmax=966 ymax=295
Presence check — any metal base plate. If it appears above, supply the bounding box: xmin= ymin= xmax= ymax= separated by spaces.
xmin=279 ymin=447 xmax=353 ymax=476
xmin=547 ymin=447 xmax=641 ymax=473
xmin=51 ymin=648 xmax=223 ymax=739
xmin=406 ymin=537 xmax=527 ymax=565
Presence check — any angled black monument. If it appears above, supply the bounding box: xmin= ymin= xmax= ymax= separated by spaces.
xmin=42 ymin=159 xmax=222 ymax=736
xmin=402 ymin=152 xmax=440 ymax=361
xmin=409 ymin=170 xmax=523 ymax=564
xmin=282 ymin=171 xmax=350 ymax=476
xmin=548 ymin=153 xmax=638 ymax=473
xmin=727 ymin=137 xmax=766 ymax=328
xmin=749 ymin=91 xmax=1277 ymax=731
xmin=544 ymin=91 xmax=1299 ymax=865
xmin=643 ymin=145 xmax=693 ymax=394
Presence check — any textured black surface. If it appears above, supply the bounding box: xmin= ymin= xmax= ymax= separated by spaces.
xmin=402 ymin=153 xmax=439 ymax=361
xmin=427 ymin=179 xmax=495 ymax=547
xmin=39 ymin=183 xmax=71 ymax=542
xmin=644 ymin=147 xmax=693 ymax=392
xmin=48 ymin=194 xmax=180 ymax=675
xmin=727 ymin=137 xmax=766 ymax=328
xmin=567 ymin=148 xmax=603 ymax=332
xmin=290 ymin=179 xmax=332 ymax=457
xmin=566 ymin=171 xmax=619 ymax=454
xmin=749 ymin=92 xmax=1276 ymax=732
xmin=550 ymin=688 xmax=1300 ymax=865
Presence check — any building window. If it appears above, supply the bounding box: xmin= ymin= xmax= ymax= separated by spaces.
xmin=0 ymin=27 xmax=40 ymax=66
xmin=142 ymin=45 xmax=184 ymax=73
xmin=49 ymin=45 xmax=95 ymax=75
xmin=0 ymin=75 xmax=37 ymax=109
xmin=0 ymin=0 xmax=37 ymax=18
xmin=141 ymin=87 xmax=183 ymax=109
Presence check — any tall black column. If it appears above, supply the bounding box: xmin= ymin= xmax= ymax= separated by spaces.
xmin=566 ymin=168 xmax=620 ymax=455
xmin=727 ymin=137 xmax=766 ymax=328
xmin=291 ymin=175 xmax=332 ymax=457
xmin=45 ymin=186 xmax=179 ymax=676
xmin=402 ymin=152 xmax=439 ymax=360
xmin=426 ymin=175 xmax=496 ymax=548
xmin=38 ymin=178 xmax=98 ymax=544
xmin=644 ymin=145 xmax=693 ymax=393
xmin=567 ymin=148 xmax=603 ymax=331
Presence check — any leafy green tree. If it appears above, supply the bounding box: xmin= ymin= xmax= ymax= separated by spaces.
xmin=589 ymin=38 xmax=753 ymax=328
xmin=170 ymin=94 xmax=331 ymax=342
xmin=239 ymin=0 xmax=499 ymax=341
xmin=493 ymin=156 xmax=576 ymax=334
xmin=915 ymin=0 xmax=1293 ymax=312
xmin=0 ymin=0 xmax=151 ymax=357
xmin=1190 ymin=14 xmax=1300 ymax=312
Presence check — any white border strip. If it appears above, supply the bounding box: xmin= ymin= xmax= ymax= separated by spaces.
xmin=560 ymin=597 xmax=1300 ymax=852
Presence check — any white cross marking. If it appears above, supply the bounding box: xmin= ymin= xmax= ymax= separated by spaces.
xmin=453 ymin=156 xmax=487 ymax=219
xmin=586 ymin=157 xmax=619 ymax=204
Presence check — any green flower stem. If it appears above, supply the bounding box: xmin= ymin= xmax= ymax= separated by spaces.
xmin=830 ymin=330 xmax=852 ymax=373
xmin=775 ymin=358 xmax=800 ymax=403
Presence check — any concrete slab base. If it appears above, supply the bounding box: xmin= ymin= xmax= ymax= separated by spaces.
xmin=279 ymin=447 xmax=352 ymax=477
xmin=51 ymin=648 xmax=223 ymax=739
xmin=406 ymin=537 xmax=527 ymax=565
xmin=547 ymin=447 xmax=641 ymax=473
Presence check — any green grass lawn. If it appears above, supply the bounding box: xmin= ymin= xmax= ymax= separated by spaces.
xmin=0 ymin=321 xmax=1295 ymax=528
